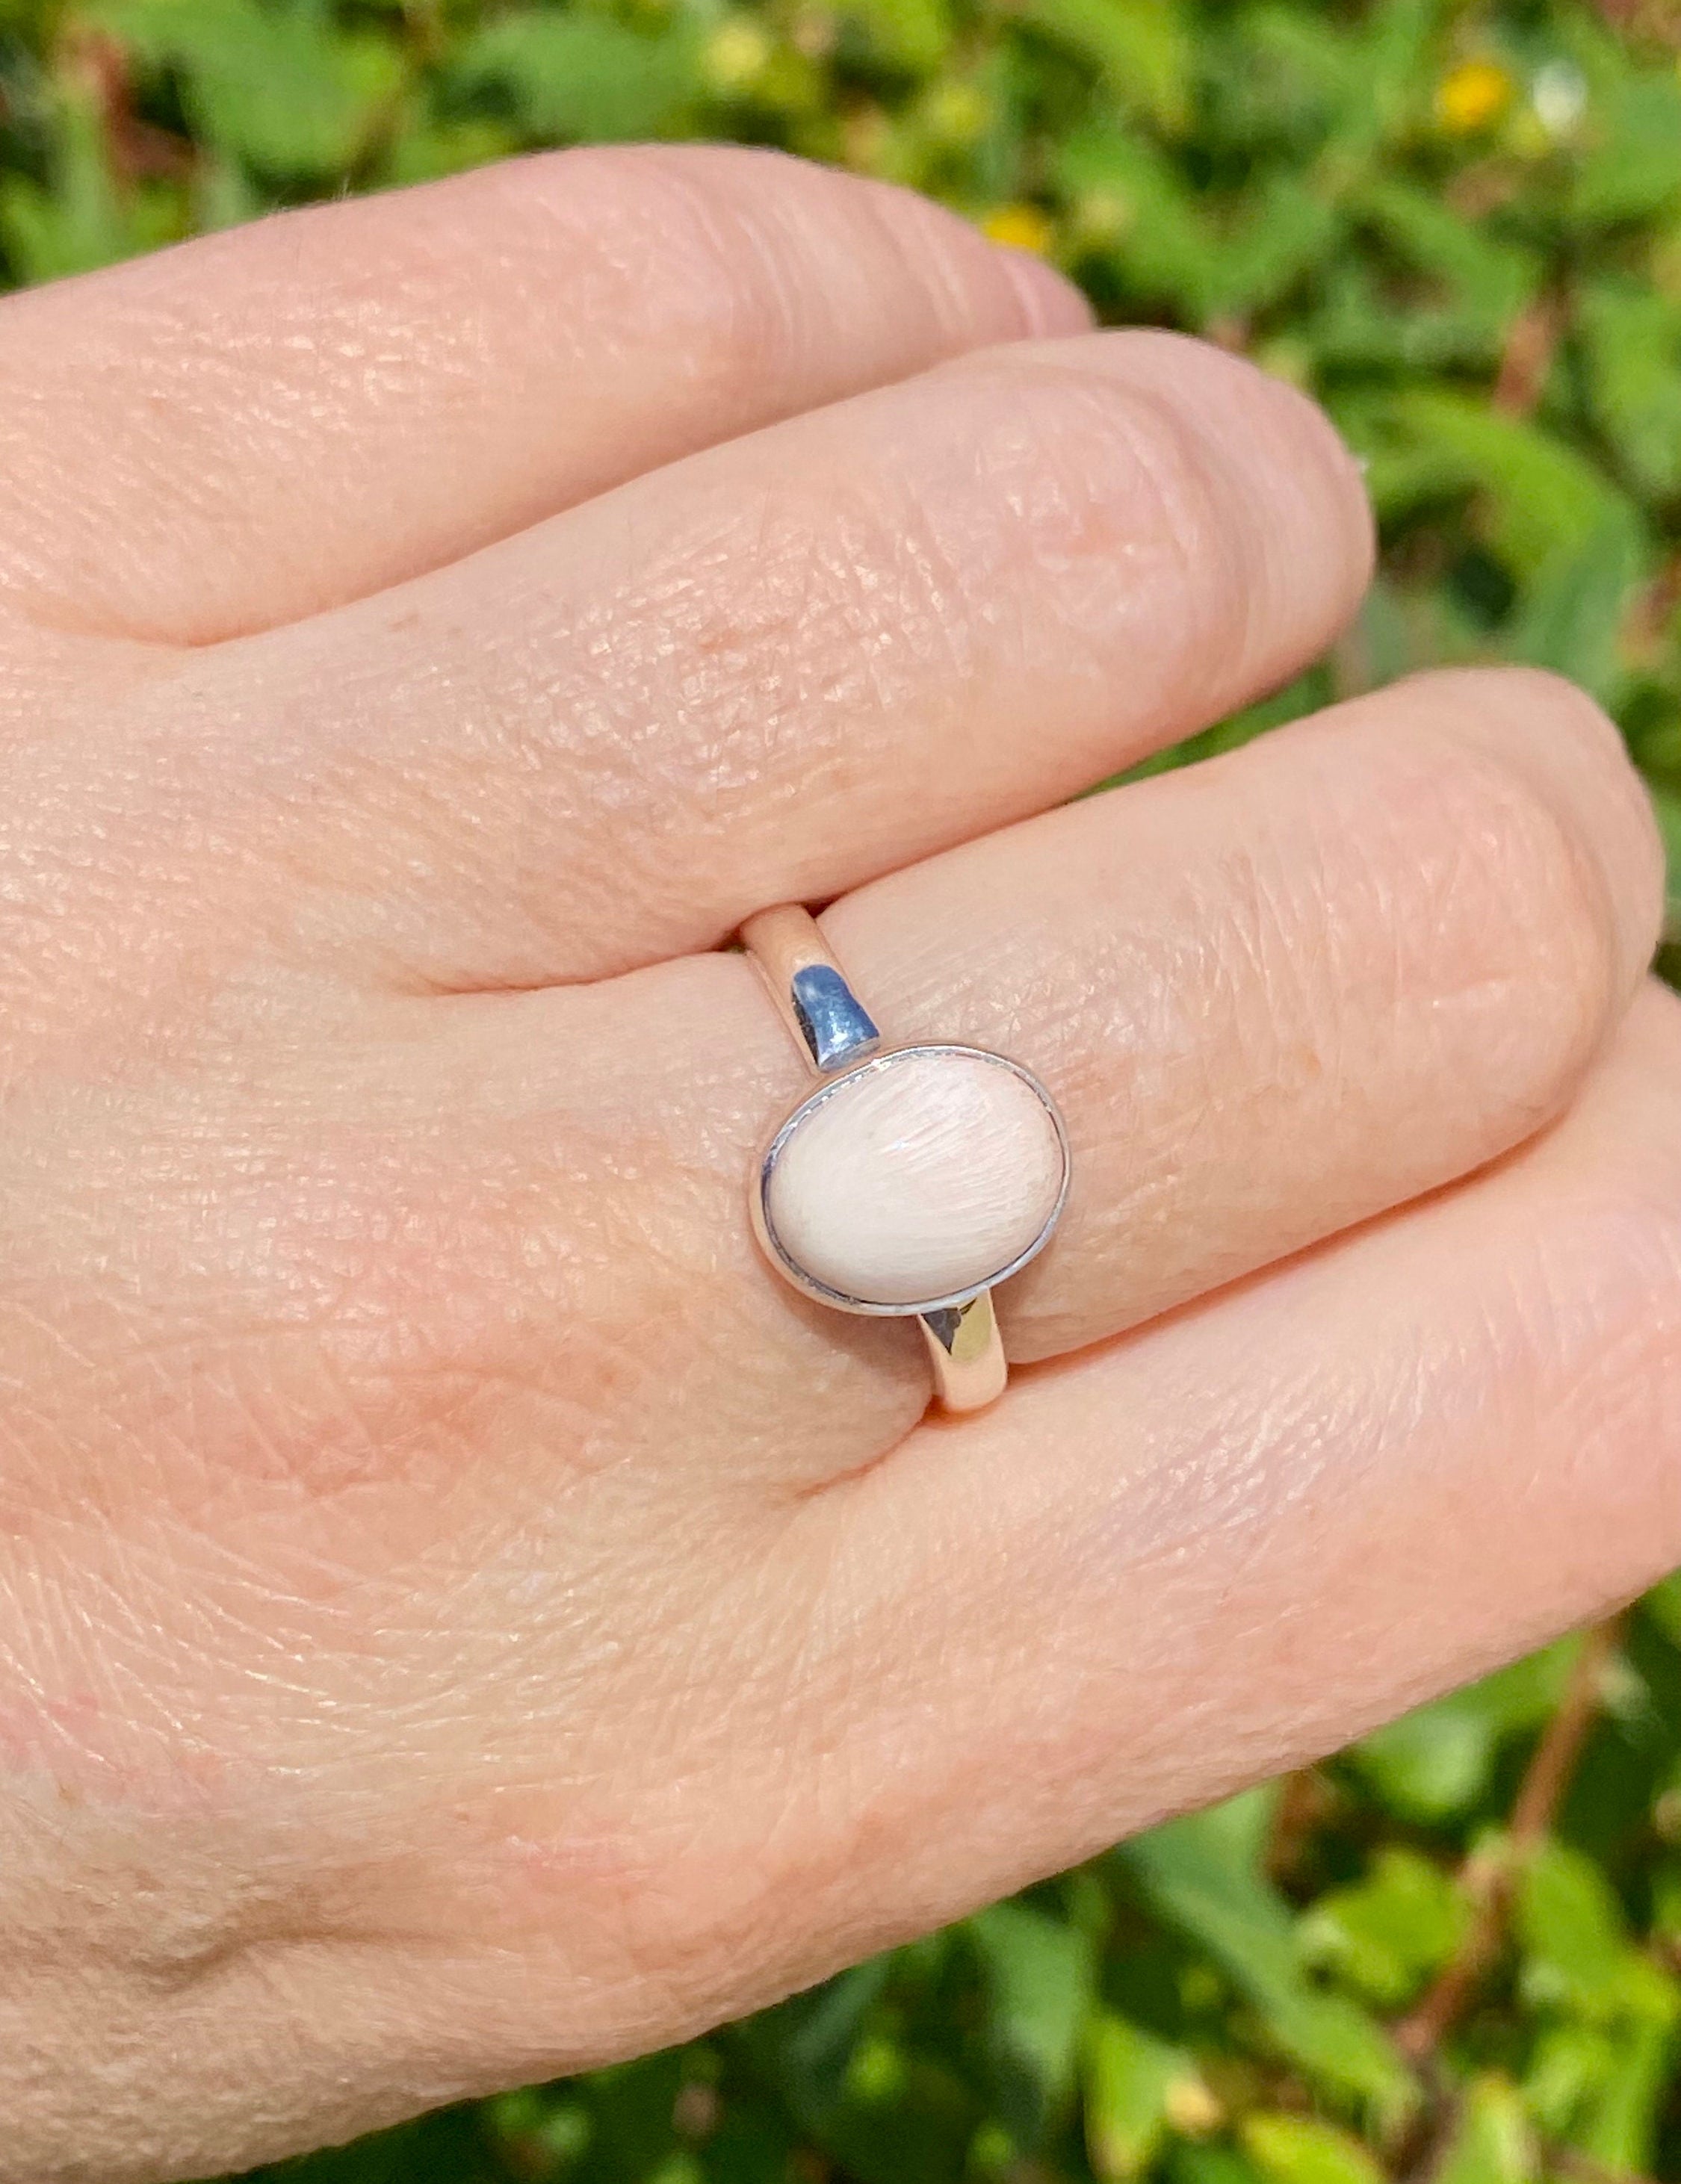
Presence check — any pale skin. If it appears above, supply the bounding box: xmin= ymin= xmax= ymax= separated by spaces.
xmin=0 ymin=142 xmax=1677 ymax=2184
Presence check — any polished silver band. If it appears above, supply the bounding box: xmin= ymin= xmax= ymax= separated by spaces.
xmin=740 ymin=905 xmax=1069 ymax=1414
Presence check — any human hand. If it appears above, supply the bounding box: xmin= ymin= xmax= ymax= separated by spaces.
xmin=0 ymin=146 xmax=1674 ymax=2184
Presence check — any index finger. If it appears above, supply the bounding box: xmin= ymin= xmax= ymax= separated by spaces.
xmin=0 ymin=147 xmax=1089 ymax=647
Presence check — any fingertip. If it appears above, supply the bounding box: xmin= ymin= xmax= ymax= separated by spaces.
xmin=993 ymin=247 xmax=1096 ymax=338
xmin=1405 ymin=666 xmax=1667 ymax=1011
xmin=1162 ymin=335 xmax=1376 ymax=618
xmin=970 ymin=326 xmax=1375 ymax=700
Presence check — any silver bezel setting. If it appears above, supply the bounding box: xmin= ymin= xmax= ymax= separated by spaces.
xmin=750 ymin=1041 xmax=1071 ymax=1318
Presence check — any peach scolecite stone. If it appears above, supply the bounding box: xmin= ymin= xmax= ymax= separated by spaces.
xmin=764 ymin=1048 xmax=1066 ymax=1309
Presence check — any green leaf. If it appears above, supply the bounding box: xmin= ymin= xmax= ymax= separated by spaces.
xmin=746 ymin=1956 xmax=895 ymax=2130
xmin=1507 ymin=507 xmax=1649 ymax=705
xmin=1433 ymin=2075 xmax=1538 ymax=2184
xmin=842 ymin=0 xmax=952 ymax=74
xmin=1240 ymin=2112 xmax=1385 ymax=2184
xmin=1524 ymin=2001 xmax=1680 ymax=2176
xmin=447 ymin=13 xmax=699 ymax=143
xmin=1573 ymin=2006 xmax=1677 ymax=2174
xmin=93 ymin=0 xmax=404 ymax=176
xmin=1056 ymin=122 xmax=1221 ymax=316
xmin=1647 ymin=1572 xmax=1681 ymax=1648
xmin=377 ymin=116 xmax=517 ymax=188
xmin=1347 ymin=1702 xmax=1492 ymax=1822
xmin=1120 ymin=1796 xmax=1417 ymax=2126
xmin=1168 ymin=2146 xmax=1269 ymax=2184
xmin=970 ymin=1898 xmax=1097 ymax=2138
xmin=1524 ymin=2023 xmax=1622 ymax=2144
xmin=1353 ymin=176 xmax=1536 ymax=340
xmin=1215 ymin=174 xmax=1340 ymax=314
xmin=0 ymin=89 xmax=159 ymax=277
xmin=1389 ymin=391 xmax=1632 ymax=580
xmin=1083 ymin=2013 xmax=1204 ymax=2181
xmin=1012 ymin=0 xmax=1190 ymax=132
xmin=1571 ymin=72 xmax=1681 ymax=226
xmin=1651 ymin=787 xmax=1681 ymax=949
xmin=1298 ymin=1848 xmax=1468 ymax=2011
xmin=1515 ymin=1839 xmax=1679 ymax=2028
xmin=1347 ymin=1644 xmax=1579 ymax=1824
xmin=1579 ymin=277 xmax=1681 ymax=501
xmin=238 ymin=2101 xmax=501 ymax=2181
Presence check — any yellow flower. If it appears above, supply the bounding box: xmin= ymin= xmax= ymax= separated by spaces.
xmin=1435 ymin=58 xmax=1514 ymax=134
xmin=981 ymin=202 xmax=1056 ymax=256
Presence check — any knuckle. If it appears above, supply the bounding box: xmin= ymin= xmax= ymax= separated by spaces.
xmin=1417 ymin=689 xmax=1630 ymax=1082
xmin=607 ymin=355 xmax=1257 ymax=861
xmin=1422 ymin=664 xmax=1626 ymax=777
xmin=1420 ymin=663 xmax=1662 ymax=979
xmin=913 ymin=351 xmax=1251 ymax=672
xmin=489 ymin=145 xmax=823 ymax=391
xmin=524 ymin=145 xmax=988 ymax=398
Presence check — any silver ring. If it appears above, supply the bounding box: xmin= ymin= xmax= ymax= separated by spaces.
xmin=740 ymin=905 xmax=1071 ymax=1412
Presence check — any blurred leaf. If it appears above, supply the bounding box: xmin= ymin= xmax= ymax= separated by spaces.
xmin=1516 ymin=1840 xmax=1632 ymax=2016
xmin=377 ymin=115 xmax=518 ymax=187
xmin=1120 ymin=1795 xmax=1417 ymax=2125
xmin=0 ymin=83 xmax=166 ymax=274
xmin=1058 ymin=120 xmax=1219 ymax=314
xmin=448 ymin=13 xmax=699 ymax=143
xmin=229 ymin=2103 xmax=497 ymax=2182
xmin=1517 ymin=1840 xmax=1680 ymax=2023
xmin=1012 ymin=0 xmax=1189 ymax=131
xmin=1240 ymin=2112 xmax=1385 ymax=2184
xmin=93 ymin=0 xmax=403 ymax=175
xmin=1432 ymin=2075 xmax=1537 ymax=2184
xmin=1579 ymin=276 xmax=1681 ymax=503
xmin=1220 ymin=174 xmax=1340 ymax=312
xmin=1647 ymin=1571 xmax=1681 ymax=1648
xmin=1574 ymin=2007 xmax=1677 ymax=2174
xmin=1083 ymin=2012 xmax=1207 ymax=2181
xmin=1526 ymin=2005 xmax=1678 ymax=2175
xmin=744 ymin=1955 xmax=894 ymax=2130
xmin=577 ymin=2050 xmax=687 ymax=2171
xmin=1354 ymin=176 xmax=1536 ymax=339
xmin=1571 ymin=72 xmax=1681 ymax=226
xmin=1347 ymin=1641 xmax=1579 ymax=1823
xmin=1508 ymin=507 xmax=1648 ymax=704
xmin=1653 ymin=785 xmax=1681 ymax=946
xmin=1298 ymin=1848 xmax=1468 ymax=2010
xmin=843 ymin=0 xmax=950 ymax=73
xmin=1390 ymin=391 xmax=1635 ymax=580
xmin=1514 ymin=1837 xmax=1681 ymax=2170
xmin=971 ymin=1898 xmax=1097 ymax=2141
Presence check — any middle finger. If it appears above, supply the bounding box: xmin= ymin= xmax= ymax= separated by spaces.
xmin=202 ymin=329 xmax=1371 ymax=990
xmin=566 ymin=663 xmax=1660 ymax=1457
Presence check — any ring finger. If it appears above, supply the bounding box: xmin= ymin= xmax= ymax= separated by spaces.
xmin=445 ymin=661 xmax=1662 ymax=1476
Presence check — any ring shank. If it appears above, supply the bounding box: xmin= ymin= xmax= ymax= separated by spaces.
xmin=919 ymin=1288 xmax=1009 ymax=1412
xmin=739 ymin=905 xmax=881 ymax=1074
xmin=740 ymin=904 xmax=1011 ymax=1415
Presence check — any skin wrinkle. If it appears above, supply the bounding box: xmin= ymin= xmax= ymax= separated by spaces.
xmin=0 ymin=144 xmax=1675 ymax=2178
xmin=0 ymin=663 xmax=1644 ymax=1572
xmin=795 ymin=1096 xmax=1677 ymax=1922
xmin=176 ymin=333 xmax=1366 ymax=992
xmin=0 ymin=149 xmax=1074 ymax=647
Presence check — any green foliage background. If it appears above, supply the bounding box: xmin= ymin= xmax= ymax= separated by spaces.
xmin=1 ymin=0 xmax=1680 ymax=2177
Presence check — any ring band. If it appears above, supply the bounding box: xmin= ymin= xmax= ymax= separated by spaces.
xmin=740 ymin=905 xmax=1071 ymax=1414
